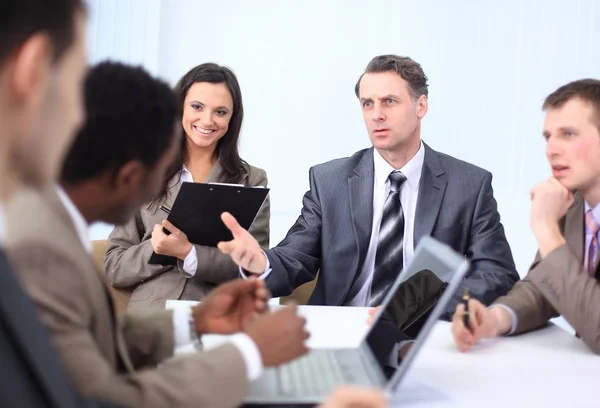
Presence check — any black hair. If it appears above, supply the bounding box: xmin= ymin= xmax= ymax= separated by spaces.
xmin=157 ymin=62 xmax=248 ymax=199
xmin=61 ymin=61 xmax=179 ymax=184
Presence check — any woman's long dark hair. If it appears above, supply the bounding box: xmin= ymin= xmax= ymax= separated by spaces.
xmin=156 ymin=63 xmax=247 ymax=202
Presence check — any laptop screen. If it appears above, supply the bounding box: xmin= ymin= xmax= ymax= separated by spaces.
xmin=363 ymin=237 xmax=468 ymax=379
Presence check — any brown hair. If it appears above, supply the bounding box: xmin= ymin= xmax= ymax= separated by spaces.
xmin=543 ymin=79 xmax=600 ymax=132
xmin=150 ymin=62 xmax=248 ymax=207
xmin=355 ymin=55 xmax=429 ymax=101
xmin=0 ymin=0 xmax=85 ymax=64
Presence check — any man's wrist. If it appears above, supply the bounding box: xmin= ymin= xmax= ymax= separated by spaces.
xmin=242 ymin=268 xmax=264 ymax=277
xmin=533 ymin=222 xmax=565 ymax=257
xmin=191 ymin=305 xmax=208 ymax=336
xmin=240 ymin=251 xmax=271 ymax=280
xmin=245 ymin=252 xmax=268 ymax=275
xmin=490 ymin=306 xmax=512 ymax=336
xmin=259 ymin=252 xmax=268 ymax=273
xmin=251 ymin=252 xmax=268 ymax=274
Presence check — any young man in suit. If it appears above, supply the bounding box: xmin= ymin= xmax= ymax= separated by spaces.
xmin=0 ymin=0 xmax=121 ymax=406
xmin=5 ymin=61 xmax=311 ymax=408
xmin=219 ymin=54 xmax=518 ymax=317
xmin=451 ymin=79 xmax=600 ymax=354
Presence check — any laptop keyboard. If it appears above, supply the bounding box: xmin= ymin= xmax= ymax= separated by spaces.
xmin=277 ymin=349 xmax=377 ymax=396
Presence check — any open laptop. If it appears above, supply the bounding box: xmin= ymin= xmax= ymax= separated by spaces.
xmin=245 ymin=236 xmax=470 ymax=404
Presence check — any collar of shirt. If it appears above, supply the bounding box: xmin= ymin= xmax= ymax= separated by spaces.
xmin=55 ymin=185 xmax=92 ymax=254
xmin=373 ymin=141 xmax=425 ymax=192
xmin=181 ymin=165 xmax=194 ymax=183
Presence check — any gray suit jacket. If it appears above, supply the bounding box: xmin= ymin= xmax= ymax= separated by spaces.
xmin=495 ymin=193 xmax=600 ymax=353
xmin=265 ymin=144 xmax=518 ymax=317
xmin=105 ymin=162 xmax=270 ymax=311
xmin=5 ymin=187 xmax=249 ymax=408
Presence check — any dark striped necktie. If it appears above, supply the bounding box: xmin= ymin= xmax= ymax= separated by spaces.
xmin=369 ymin=170 xmax=407 ymax=306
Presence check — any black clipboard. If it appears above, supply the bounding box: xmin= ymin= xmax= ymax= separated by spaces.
xmin=149 ymin=182 xmax=269 ymax=265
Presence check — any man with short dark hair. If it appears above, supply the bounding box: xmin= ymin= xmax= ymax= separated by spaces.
xmin=0 ymin=1 xmax=122 ymax=407
xmin=5 ymin=60 xmax=310 ymax=408
xmin=220 ymin=54 xmax=518 ymax=318
xmin=452 ymin=79 xmax=600 ymax=354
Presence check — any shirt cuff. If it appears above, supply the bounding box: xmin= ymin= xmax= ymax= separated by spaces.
xmin=388 ymin=343 xmax=400 ymax=367
xmin=229 ymin=333 xmax=263 ymax=381
xmin=179 ymin=246 xmax=198 ymax=278
xmin=393 ymin=340 xmax=415 ymax=366
xmin=172 ymin=307 xmax=194 ymax=349
xmin=489 ymin=304 xmax=518 ymax=335
xmin=239 ymin=250 xmax=272 ymax=281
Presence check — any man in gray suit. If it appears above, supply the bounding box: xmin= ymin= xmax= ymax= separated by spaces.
xmin=220 ymin=54 xmax=518 ymax=318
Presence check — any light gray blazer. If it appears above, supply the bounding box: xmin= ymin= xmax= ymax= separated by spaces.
xmin=105 ymin=162 xmax=270 ymax=310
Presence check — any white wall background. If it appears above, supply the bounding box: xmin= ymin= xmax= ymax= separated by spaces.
xmin=86 ymin=0 xmax=599 ymax=295
xmin=85 ymin=0 xmax=163 ymax=236
xmin=86 ymin=0 xmax=162 ymax=73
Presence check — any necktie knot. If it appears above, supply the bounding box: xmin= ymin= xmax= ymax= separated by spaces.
xmin=388 ymin=171 xmax=407 ymax=193
xmin=586 ymin=210 xmax=600 ymax=235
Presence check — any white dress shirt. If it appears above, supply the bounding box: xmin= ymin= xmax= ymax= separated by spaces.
xmin=347 ymin=142 xmax=425 ymax=306
xmin=55 ymin=185 xmax=263 ymax=381
xmin=56 ymin=187 xmax=92 ymax=253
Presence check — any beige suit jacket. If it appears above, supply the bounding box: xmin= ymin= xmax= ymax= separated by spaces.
xmin=105 ymin=162 xmax=270 ymax=311
xmin=5 ymin=187 xmax=249 ymax=408
xmin=495 ymin=193 xmax=600 ymax=353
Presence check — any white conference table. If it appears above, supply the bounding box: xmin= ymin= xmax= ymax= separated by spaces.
xmin=166 ymin=300 xmax=600 ymax=407
xmin=166 ymin=300 xmax=369 ymax=350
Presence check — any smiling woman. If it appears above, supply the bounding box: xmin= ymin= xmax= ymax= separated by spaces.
xmin=103 ymin=62 xmax=271 ymax=311
xmin=183 ymin=82 xmax=233 ymax=148
xmin=168 ymin=63 xmax=250 ymax=187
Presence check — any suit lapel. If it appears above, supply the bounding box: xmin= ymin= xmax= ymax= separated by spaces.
xmin=44 ymin=187 xmax=82 ymax=243
xmin=206 ymin=161 xmax=228 ymax=183
xmin=204 ymin=160 xmax=249 ymax=184
xmin=342 ymin=149 xmax=375 ymax=301
xmin=164 ymin=176 xmax=184 ymax=209
xmin=562 ymin=193 xmax=600 ymax=279
xmin=564 ymin=193 xmax=585 ymax=264
xmin=559 ymin=194 xmax=600 ymax=280
xmin=348 ymin=149 xmax=375 ymax=260
xmin=44 ymin=188 xmax=135 ymax=372
xmin=414 ymin=145 xmax=447 ymax=245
